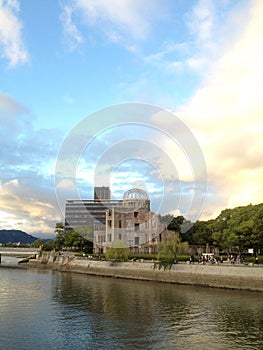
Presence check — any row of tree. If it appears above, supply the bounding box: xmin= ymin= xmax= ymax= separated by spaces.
xmin=162 ymin=202 xmax=263 ymax=253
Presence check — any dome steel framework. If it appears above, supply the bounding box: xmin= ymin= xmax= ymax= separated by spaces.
xmin=123 ymin=188 xmax=149 ymax=200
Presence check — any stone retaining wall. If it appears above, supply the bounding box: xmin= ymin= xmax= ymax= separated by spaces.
xmin=26 ymin=254 xmax=263 ymax=292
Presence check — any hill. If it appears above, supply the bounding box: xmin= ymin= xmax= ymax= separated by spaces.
xmin=0 ymin=229 xmax=38 ymax=244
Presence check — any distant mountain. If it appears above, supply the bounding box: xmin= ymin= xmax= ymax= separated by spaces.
xmin=0 ymin=230 xmax=38 ymax=244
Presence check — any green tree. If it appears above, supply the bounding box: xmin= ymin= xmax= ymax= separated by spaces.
xmin=64 ymin=230 xmax=84 ymax=250
xmin=106 ymin=240 xmax=130 ymax=262
xmin=71 ymin=226 xmax=94 ymax=253
xmin=167 ymin=216 xmax=185 ymax=232
xmin=156 ymin=231 xmax=189 ymax=269
xmin=252 ymin=207 xmax=263 ymax=251
xmin=42 ymin=239 xmax=56 ymax=251
xmin=185 ymin=220 xmax=213 ymax=245
xmin=31 ymin=238 xmax=44 ymax=248
xmin=210 ymin=204 xmax=263 ymax=252
xmin=74 ymin=226 xmax=94 ymax=242
xmin=158 ymin=214 xmax=174 ymax=227
xmin=54 ymin=222 xmax=64 ymax=233
xmin=54 ymin=222 xmax=65 ymax=250
xmin=55 ymin=230 xmax=66 ymax=250
xmin=54 ymin=228 xmax=93 ymax=253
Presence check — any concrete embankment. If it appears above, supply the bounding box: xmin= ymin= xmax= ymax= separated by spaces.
xmin=25 ymin=253 xmax=263 ymax=292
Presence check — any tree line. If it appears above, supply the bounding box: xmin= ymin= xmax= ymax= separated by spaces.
xmin=162 ymin=202 xmax=263 ymax=253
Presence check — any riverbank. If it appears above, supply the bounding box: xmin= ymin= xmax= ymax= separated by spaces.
xmin=23 ymin=252 xmax=263 ymax=292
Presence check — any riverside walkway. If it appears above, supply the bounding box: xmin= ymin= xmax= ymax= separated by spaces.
xmin=24 ymin=253 xmax=263 ymax=292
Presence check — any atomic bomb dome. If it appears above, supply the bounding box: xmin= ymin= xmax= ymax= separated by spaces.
xmin=122 ymin=188 xmax=150 ymax=211
xmin=123 ymin=188 xmax=149 ymax=200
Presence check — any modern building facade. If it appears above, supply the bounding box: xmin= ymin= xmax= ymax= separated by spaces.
xmin=64 ymin=199 xmax=122 ymax=231
xmin=64 ymin=187 xmax=122 ymax=232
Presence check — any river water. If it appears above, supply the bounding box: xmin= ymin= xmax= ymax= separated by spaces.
xmin=0 ymin=257 xmax=263 ymax=350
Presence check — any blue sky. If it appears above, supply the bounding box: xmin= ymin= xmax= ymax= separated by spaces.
xmin=0 ymin=0 xmax=263 ymax=238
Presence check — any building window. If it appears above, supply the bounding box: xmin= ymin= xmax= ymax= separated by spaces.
xmin=119 ymin=220 xmax=122 ymax=228
xmin=119 ymin=233 xmax=122 ymax=240
xmin=135 ymin=223 xmax=139 ymax=231
xmin=134 ymin=237 xmax=139 ymax=245
xmin=107 ymin=234 xmax=112 ymax=242
xmin=134 ymin=212 xmax=138 ymax=218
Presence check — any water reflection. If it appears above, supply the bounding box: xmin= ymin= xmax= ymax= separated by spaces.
xmin=51 ymin=274 xmax=189 ymax=349
xmin=0 ymin=266 xmax=263 ymax=349
xmin=52 ymin=273 xmax=263 ymax=349
xmin=213 ymin=294 xmax=263 ymax=347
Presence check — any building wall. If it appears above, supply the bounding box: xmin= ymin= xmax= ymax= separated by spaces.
xmin=93 ymin=198 xmax=165 ymax=253
xmin=94 ymin=186 xmax=111 ymax=201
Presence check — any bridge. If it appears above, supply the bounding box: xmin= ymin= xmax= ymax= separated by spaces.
xmin=0 ymin=247 xmax=40 ymax=256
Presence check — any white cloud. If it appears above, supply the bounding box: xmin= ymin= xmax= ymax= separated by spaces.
xmin=0 ymin=0 xmax=28 ymax=66
xmin=60 ymin=4 xmax=83 ymax=51
xmin=60 ymin=0 xmax=162 ymax=51
xmin=186 ymin=0 xmax=215 ymax=45
xmin=75 ymin=0 xmax=153 ymax=40
xmin=144 ymin=0 xmax=248 ymax=78
xmin=0 ymin=179 xmax=60 ymax=236
xmin=177 ymin=0 xmax=263 ymax=218
xmin=144 ymin=0 xmax=217 ymax=73
xmin=56 ymin=179 xmax=75 ymax=190
xmin=5 ymin=178 xmax=19 ymax=186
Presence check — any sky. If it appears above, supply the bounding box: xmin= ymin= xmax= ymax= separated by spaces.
xmin=0 ymin=0 xmax=263 ymax=238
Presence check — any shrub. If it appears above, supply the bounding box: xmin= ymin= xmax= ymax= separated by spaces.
xmin=106 ymin=240 xmax=129 ymax=262
xmin=106 ymin=247 xmax=129 ymax=262
xmin=244 ymin=256 xmax=263 ymax=264
xmin=176 ymin=255 xmax=191 ymax=262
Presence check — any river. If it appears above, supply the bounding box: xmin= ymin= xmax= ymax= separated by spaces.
xmin=0 ymin=257 xmax=263 ymax=349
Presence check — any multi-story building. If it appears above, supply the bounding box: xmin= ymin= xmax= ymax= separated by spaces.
xmin=64 ymin=199 xmax=122 ymax=230
xmin=65 ymin=186 xmax=165 ymax=253
xmin=93 ymin=188 xmax=165 ymax=254
xmin=94 ymin=186 xmax=111 ymax=201
xmin=64 ymin=187 xmax=122 ymax=232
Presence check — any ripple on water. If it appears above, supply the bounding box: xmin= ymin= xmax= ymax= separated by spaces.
xmin=1 ymin=269 xmax=263 ymax=350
